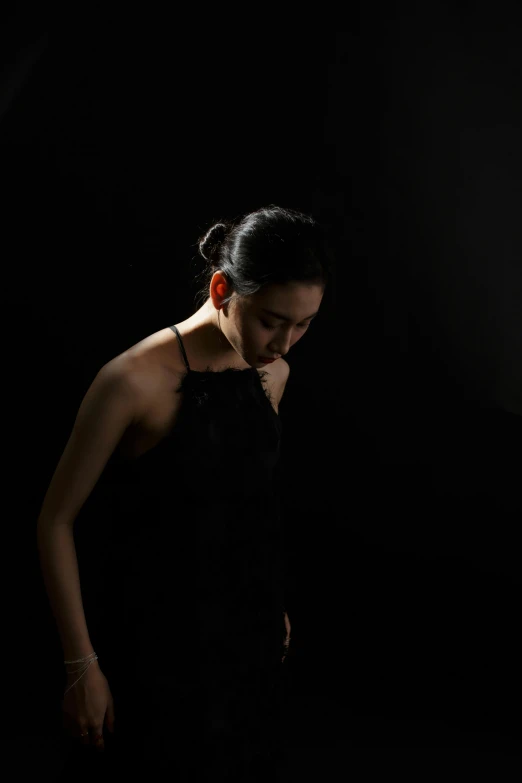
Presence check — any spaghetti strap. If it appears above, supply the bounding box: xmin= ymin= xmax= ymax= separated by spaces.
xmin=169 ymin=324 xmax=191 ymax=372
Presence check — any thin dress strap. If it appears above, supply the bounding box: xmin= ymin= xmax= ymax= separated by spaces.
xmin=169 ymin=325 xmax=191 ymax=372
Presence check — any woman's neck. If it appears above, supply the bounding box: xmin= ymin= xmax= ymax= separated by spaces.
xmin=181 ymin=301 xmax=247 ymax=368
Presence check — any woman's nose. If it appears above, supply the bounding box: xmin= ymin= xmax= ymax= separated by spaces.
xmin=270 ymin=342 xmax=290 ymax=358
xmin=269 ymin=328 xmax=298 ymax=357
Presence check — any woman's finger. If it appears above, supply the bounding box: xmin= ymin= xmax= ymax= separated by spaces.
xmin=79 ymin=725 xmax=90 ymax=745
xmin=90 ymin=725 xmax=105 ymax=751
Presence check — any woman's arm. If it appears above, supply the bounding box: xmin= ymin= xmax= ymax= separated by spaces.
xmin=36 ymin=358 xmax=146 ymax=663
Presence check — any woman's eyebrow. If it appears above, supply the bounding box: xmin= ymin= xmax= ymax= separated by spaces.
xmin=261 ymin=308 xmax=318 ymax=322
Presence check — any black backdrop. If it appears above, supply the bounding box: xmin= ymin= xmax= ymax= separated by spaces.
xmin=2 ymin=3 xmax=521 ymax=776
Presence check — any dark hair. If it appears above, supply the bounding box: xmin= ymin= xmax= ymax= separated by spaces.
xmin=193 ymin=205 xmax=335 ymax=310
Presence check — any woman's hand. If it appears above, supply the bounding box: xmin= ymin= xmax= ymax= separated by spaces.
xmin=282 ymin=610 xmax=291 ymax=663
xmin=62 ymin=662 xmax=115 ymax=752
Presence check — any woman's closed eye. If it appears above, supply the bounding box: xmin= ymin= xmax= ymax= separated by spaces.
xmin=261 ymin=320 xmax=311 ymax=331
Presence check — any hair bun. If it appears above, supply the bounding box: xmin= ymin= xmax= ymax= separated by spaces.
xmin=199 ymin=222 xmax=228 ymax=263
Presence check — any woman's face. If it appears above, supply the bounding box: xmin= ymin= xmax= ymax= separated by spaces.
xmin=218 ymin=280 xmax=325 ymax=367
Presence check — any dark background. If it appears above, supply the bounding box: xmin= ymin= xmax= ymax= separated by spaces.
xmin=2 ymin=3 xmax=521 ymax=777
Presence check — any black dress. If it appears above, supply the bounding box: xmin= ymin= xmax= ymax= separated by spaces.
xmin=61 ymin=325 xmax=289 ymax=781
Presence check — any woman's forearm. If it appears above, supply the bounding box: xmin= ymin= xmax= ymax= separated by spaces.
xmin=36 ymin=520 xmax=98 ymax=664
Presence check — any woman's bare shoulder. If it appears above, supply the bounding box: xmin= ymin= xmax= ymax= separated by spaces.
xmin=104 ymin=328 xmax=189 ymax=459
xmin=104 ymin=327 xmax=186 ymax=409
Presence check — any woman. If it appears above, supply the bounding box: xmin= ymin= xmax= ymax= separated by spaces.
xmin=36 ymin=204 xmax=333 ymax=780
